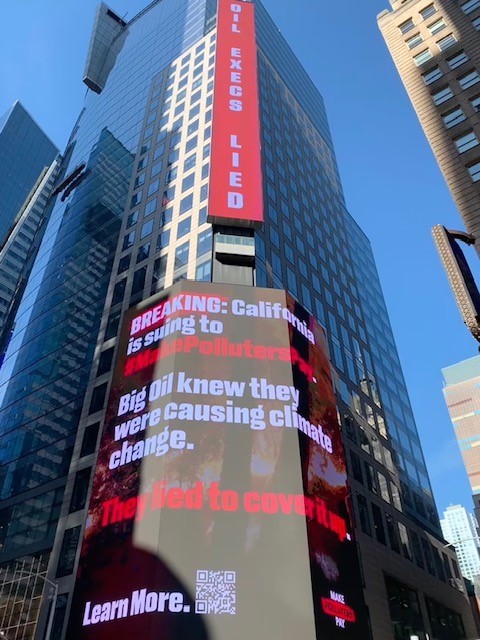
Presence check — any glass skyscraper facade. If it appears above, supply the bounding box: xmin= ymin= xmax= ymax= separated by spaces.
xmin=0 ymin=1 xmax=476 ymax=639
xmin=0 ymin=102 xmax=58 ymax=246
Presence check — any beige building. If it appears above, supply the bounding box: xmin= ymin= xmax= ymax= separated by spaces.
xmin=378 ymin=0 xmax=480 ymax=256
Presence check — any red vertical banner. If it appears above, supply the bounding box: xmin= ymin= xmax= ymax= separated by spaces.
xmin=208 ymin=0 xmax=264 ymax=227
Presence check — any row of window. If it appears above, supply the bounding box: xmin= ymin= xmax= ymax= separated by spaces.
xmin=413 ymin=32 xmax=458 ymax=66
xmin=462 ymin=0 xmax=480 ymax=15
xmin=405 ymin=19 xmax=450 ymax=49
xmin=432 ymin=70 xmax=480 ymax=100
xmin=399 ymin=3 xmax=437 ymax=34
xmin=423 ymin=49 xmax=470 ymax=86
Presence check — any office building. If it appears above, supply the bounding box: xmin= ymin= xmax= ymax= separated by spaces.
xmin=443 ymin=355 xmax=480 ymax=523
xmin=441 ymin=504 xmax=480 ymax=582
xmin=378 ymin=0 xmax=480 ymax=254
xmin=0 ymin=157 xmax=61 ymax=350
xmin=0 ymin=1 xmax=475 ymax=639
xmin=0 ymin=102 xmax=59 ymax=343
xmin=377 ymin=0 xmax=480 ymax=345
xmin=0 ymin=102 xmax=58 ymax=245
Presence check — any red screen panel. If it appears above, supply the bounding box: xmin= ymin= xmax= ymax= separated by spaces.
xmin=208 ymin=0 xmax=264 ymax=227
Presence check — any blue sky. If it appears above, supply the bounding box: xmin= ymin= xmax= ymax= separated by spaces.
xmin=1 ymin=0 xmax=477 ymax=518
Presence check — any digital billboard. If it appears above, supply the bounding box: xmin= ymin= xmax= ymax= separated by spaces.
xmin=67 ymin=281 xmax=368 ymax=639
xmin=208 ymin=0 xmax=264 ymax=227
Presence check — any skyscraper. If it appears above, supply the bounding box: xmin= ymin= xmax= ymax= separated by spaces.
xmin=443 ymin=356 xmax=480 ymax=523
xmin=0 ymin=102 xmax=58 ymax=244
xmin=0 ymin=102 xmax=59 ymax=342
xmin=378 ymin=0 xmax=480 ymax=254
xmin=0 ymin=1 xmax=475 ymax=639
xmin=377 ymin=0 xmax=480 ymax=344
xmin=441 ymin=504 xmax=480 ymax=582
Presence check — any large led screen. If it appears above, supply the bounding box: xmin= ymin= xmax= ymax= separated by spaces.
xmin=208 ymin=0 xmax=263 ymax=227
xmin=67 ymin=281 xmax=368 ymax=639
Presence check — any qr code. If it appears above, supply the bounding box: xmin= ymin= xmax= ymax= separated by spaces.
xmin=195 ymin=570 xmax=236 ymax=615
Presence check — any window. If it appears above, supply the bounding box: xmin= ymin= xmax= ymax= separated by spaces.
xmin=182 ymin=173 xmax=195 ymax=192
xmin=152 ymin=256 xmax=167 ymax=292
xmin=165 ymin=168 xmax=177 ymax=185
xmin=471 ymin=94 xmax=480 ymax=111
xmin=426 ymin=598 xmax=466 ymax=639
xmin=140 ymin=219 xmax=154 ymax=239
xmin=437 ymin=33 xmax=457 ymax=51
xmin=447 ymin=50 xmax=469 ymax=69
xmin=186 ymin=136 xmax=198 ymax=152
xmin=473 ymin=15 xmax=480 ymax=29
xmin=422 ymin=66 xmax=442 ymax=84
xmin=385 ymin=514 xmax=400 ymax=553
xmin=399 ymin=18 xmax=415 ymax=34
xmin=196 ymin=260 xmax=211 ymax=282
xmin=89 ymin=383 xmax=108 ymax=414
xmin=56 ymin=527 xmax=81 ymax=578
xmin=144 ymin=198 xmax=157 ymax=217
xmin=428 ymin=17 xmax=446 ymax=34
xmin=399 ymin=523 xmax=413 ymax=561
xmin=411 ymin=531 xmax=425 ymax=568
xmin=378 ymin=472 xmax=391 ymax=503
xmin=168 ymin=149 xmax=180 ymax=165
xmin=459 ymin=70 xmax=480 ymax=88
xmin=126 ymin=210 xmax=139 ymax=228
xmin=432 ymin=86 xmax=453 ymax=104
xmin=136 ymin=242 xmax=150 ymax=263
xmin=69 ymin=468 xmax=91 ymax=513
xmin=97 ymin=347 xmax=114 ymax=376
xmin=80 ymin=422 xmax=99 ymax=458
xmin=130 ymin=191 xmax=142 ymax=207
xmin=357 ymin=494 xmax=372 ymax=536
xmin=122 ymin=231 xmax=135 ymax=251
xmin=175 ymin=242 xmax=189 ymax=268
xmin=153 ymin=143 xmax=165 ymax=160
xmin=180 ymin=194 xmax=193 ymax=214
xmin=350 ymin=451 xmax=363 ymax=483
xmin=420 ymin=3 xmax=436 ymax=19
xmin=157 ymin=229 xmax=170 ymax=250
xmin=111 ymin=278 xmax=126 ymax=306
xmin=189 ymin=105 xmax=200 ymax=120
xmin=372 ymin=504 xmax=386 ymax=545
xmin=365 ymin=462 xmax=377 ymax=494
xmin=184 ymin=154 xmax=196 ymax=171
xmin=413 ymin=49 xmax=433 ymax=65
xmin=197 ymin=228 xmax=212 ymax=256
xmin=442 ymin=107 xmax=466 ymax=128
xmin=134 ymin=172 xmax=145 ymax=188
xmin=177 ymin=217 xmax=191 ymax=238
xmin=117 ymin=254 xmax=130 ymax=275
xmin=455 ymin=130 xmax=479 ymax=153
xmin=461 ymin=0 xmax=480 ymax=14
xmin=467 ymin=160 xmax=480 ymax=181
xmin=406 ymin=33 xmax=423 ymax=49
xmin=147 ymin=180 xmax=159 ymax=197
xmin=198 ymin=206 xmax=208 ymax=225
xmin=151 ymin=161 xmax=162 ymax=177
xmin=170 ymin=131 xmax=182 ymax=148
xmin=105 ymin=309 xmax=120 ymax=340
xmin=405 ymin=33 xmax=423 ymax=49
xmin=188 ymin=120 xmax=199 ymax=136
xmin=131 ymin=267 xmax=146 ymax=296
